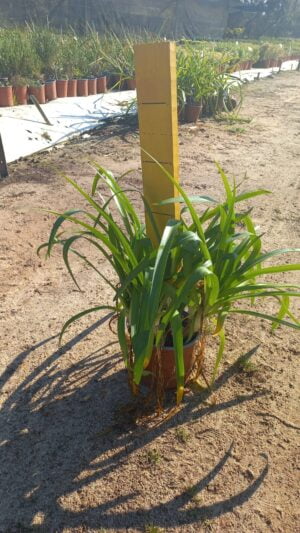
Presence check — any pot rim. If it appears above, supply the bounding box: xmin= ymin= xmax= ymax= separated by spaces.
xmin=158 ymin=332 xmax=200 ymax=351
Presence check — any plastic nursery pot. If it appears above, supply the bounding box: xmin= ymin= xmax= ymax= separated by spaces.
xmin=126 ymin=78 xmax=136 ymax=90
xmin=67 ymin=79 xmax=77 ymax=97
xmin=110 ymin=75 xmax=121 ymax=90
xmin=88 ymin=78 xmax=97 ymax=95
xmin=96 ymin=76 xmax=107 ymax=93
xmin=45 ymin=80 xmax=57 ymax=101
xmin=28 ymin=85 xmax=46 ymax=105
xmin=56 ymin=79 xmax=68 ymax=98
xmin=0 ymin=86 xmax=13 ymax=107
xmin=77 ymin=79 xmax=88 ymax=97
xmin=185 ymin=103 xmax=203 ymax=123
xmin=144 ymin=335 xmax=199 ymax=390
xmin=13 ymin=85 xmax=28 ymax=105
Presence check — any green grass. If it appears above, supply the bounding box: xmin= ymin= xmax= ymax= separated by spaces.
xmin=227 ymin=126 xmax=247 ymax=134
xmin=146 ymin=449 xmax=161 ymax=465
xmin=175 ymin=426 xmax=190 ymax=443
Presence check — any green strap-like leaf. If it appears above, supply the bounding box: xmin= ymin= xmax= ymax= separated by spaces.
xmin=170 ymin=311 xmax=185 ymax=404
xmin=59 ymin=305 xmax=116 ymax=344
xmin=229 ymin=309 xmax=300 ymax=330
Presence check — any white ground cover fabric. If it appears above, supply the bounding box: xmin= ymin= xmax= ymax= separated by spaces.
xmin=0 ymin=60 xmax=298 ymax=165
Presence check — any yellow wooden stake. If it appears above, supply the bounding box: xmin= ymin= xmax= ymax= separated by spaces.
xmin=134 ymin=41 xmax=180 ymax=244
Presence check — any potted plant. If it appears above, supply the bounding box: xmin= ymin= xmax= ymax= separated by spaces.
xmin=0 ymin=27 xmax=42 ymax=104
xmin=96 ymin=73 xmax=107 ymax=94
xmin=0 ymin=78 xmax=13 ymax=107
xmin=56 ymin=75 xmax=68 ymax=98
xmin=11 ymin=75 xmax=28 ymax=105
xmin=39 ymin=164 xmax=300 ymax=406
xmin=28 ymin=79 xmax=46 ymax=104
xmin=44 ymin=79 xmax=57 ymax=101
xmin=177 ymin=45 xmax=219 ymax=123
xmin=99 ymin=32 xmax=135 ymax=91
xmin=55 ymin=34 xmax=82 ymax=97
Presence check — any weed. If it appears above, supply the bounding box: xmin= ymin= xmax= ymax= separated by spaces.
xmin=186 ymin=485 xmax=201 ymax=503
xmin=41 ymin=131 xmax=52 ymax=141
xmin=216 ymin=112 xmax=252 ymax=124
xmin=227 ymin=126 xmax=246 ymax=134
xmin=238 ymin=359 xmax=258 ymax=373
xmin=202 ymin=518 xmax=213 ymax=531
xmin=146 ymin=449 xmax=161 ymax=465
xmin=145 ymin=525 xmax=164 ymax=533
xmin=175 ymin=426 xmax=190 ymax=443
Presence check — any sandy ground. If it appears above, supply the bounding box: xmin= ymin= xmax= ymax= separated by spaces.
xmin=0 ymin=71 xmax=300 ymax=533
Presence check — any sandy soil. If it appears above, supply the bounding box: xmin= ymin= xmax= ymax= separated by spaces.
xmin=0 ymin=71 xmax=300 ymax=533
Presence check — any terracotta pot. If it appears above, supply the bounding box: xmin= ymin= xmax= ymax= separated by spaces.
xmin=13 ymin=85 xmax=28 ymax=105
xmin=144 ymin=335 xmax=199 ymax=389
xmin=88 ymin=78 xmax=97 ymax=95
xmin=45 ymin=80 xmax=57 ymax=101
xmin=185 ymin=103 xmax=202 ymax=123
xmin=56 ymin=79 xmax=68 ymax=98
xmin=0 ymin=86 xmax=13 ymax=107
xmin=126 ymin=78 xmax=136 ymax=90
xmin=28 ymin=85 xmax=46 ymax=105
xmin=77 ymin=79 xmax=88 ymax=97
xmin=67 ymin=79 xmax=77 ymax=97
xmin=97 ymin=76 xmax=107 ymax=93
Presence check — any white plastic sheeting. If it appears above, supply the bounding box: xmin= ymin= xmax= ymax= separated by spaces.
xmin=0 ymin=91 xmax=135 ymax=164
xmin=0 ymin=59 xmax=298 ymax=165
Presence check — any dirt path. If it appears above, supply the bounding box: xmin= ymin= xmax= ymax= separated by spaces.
xmin=0 ymin=71 xmax=299 ymax=533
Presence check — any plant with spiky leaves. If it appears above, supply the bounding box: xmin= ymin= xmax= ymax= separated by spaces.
xmin=39 ymin=164 xmax=300 ymax=406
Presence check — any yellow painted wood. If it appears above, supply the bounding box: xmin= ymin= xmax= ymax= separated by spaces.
xmin=134 ymin=41 xmax=180 ymax=244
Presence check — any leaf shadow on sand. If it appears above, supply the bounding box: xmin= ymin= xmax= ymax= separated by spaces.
xmin=0 ymin=314 xmax=267 ymax=531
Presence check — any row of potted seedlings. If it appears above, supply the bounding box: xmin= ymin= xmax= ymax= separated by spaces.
xmin=0 ymin=75 xmax=137 ymax=107
xmin=237 ymin=53 xmax=300 ymax=71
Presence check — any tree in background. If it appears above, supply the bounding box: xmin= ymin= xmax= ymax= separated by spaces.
xmin=227 ymin=0 xmax=300 ymax=38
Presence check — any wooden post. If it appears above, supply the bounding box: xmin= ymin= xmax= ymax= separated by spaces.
xmin=134 ymin=41 xmax=180 ymax=244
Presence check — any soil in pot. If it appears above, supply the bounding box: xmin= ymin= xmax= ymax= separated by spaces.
xmin=144 ymin=335 xmax=199 ymax=390
xmin=67 ymin=79 xmax=77 ymax=97
xmin=45 ymin=80 xmax=57 ymax=101
xmin=56 ymin=80 xmax=68 ymax=98
xmin=77 ymin=79 xmax=88 ymax=97
xmin=97 ymin=76 xmax=107 ymax=93
xmin=28 ymin=85 xmax=46 ymax=105
xmin=0 ymin=86 xmax=13 ymax=107
xmin=88 ymin=78 xmax=97 ymax=95
xmin=185 ymin=103 xmax=202 ymax=123
xmin=13 ymin=85 xmax=28 ymax=105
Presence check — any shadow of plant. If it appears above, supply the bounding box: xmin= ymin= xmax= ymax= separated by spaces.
xmin=0 ymin=316 xmax=268 ymax=531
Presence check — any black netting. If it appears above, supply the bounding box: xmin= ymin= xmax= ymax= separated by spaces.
xmin=0 ymin=0 xmax=229 ymax=39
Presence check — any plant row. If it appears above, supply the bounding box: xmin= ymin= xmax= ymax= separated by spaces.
xmin=0 ymin=26 xmax=299 ymax=120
